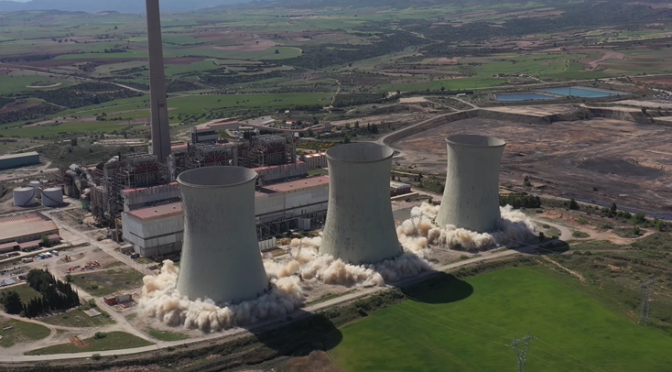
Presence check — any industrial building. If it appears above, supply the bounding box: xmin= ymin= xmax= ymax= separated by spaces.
xmin=390 ymin=181 xmax=412 ymax=197
xmin=0 ymin=213 xmax=60 ymax=253
xmin=176 ymin=167 xmax=269 ymax=304
xmin=0 ymin=151 xmax=40 ymax=170
xmin=300 ymin=152 xmax=327 ymax=170
xmin=321 ymin=143 xmax=402 ymax=265
xmin=436 ymin=135 xmax=506 ymax=232
xmin=103 ymin=293 xmax=133 ymax=306
xmin=190 ymin=121 xmax=241 ymax=144
xmin=254 ymin=162 xmax=307 ymax=185
xmin=121 ymin=175 xmax=329 ymax=257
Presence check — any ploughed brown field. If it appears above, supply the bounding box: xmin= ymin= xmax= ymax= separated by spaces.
xmin=396 ymin=117 xmax=672 ymax=214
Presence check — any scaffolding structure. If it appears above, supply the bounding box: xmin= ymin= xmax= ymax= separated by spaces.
xmin=94 ymin=152 xmax=168 ymax=225
xmin=169 ymin=143 xmax=238 ymax=181
xmin=239 ymin=134 xmax=295 ymax=168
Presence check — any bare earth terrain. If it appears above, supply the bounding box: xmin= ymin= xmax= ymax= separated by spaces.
xmin=396 ymin=117 xmax=672 ymax=215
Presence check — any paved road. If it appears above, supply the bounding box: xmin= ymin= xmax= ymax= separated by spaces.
xmin=531 ymin=218 xmax=573 ymax=241
xmin=43 ymin=209 xmax=154 ymax=276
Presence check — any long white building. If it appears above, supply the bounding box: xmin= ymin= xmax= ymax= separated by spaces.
xmin=122 ymin=176 xmax=329 ymax=257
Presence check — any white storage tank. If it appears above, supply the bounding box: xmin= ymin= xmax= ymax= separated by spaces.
xmin=30 ymin=180 xmax=41 ymax=198
xmin=13 ymin=187 xmax=36 ymax=207
xmin=42 ymin=187 xmax=63 ymax=207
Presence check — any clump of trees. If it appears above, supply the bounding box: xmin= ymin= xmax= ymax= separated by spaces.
xmin=499 ymin=194 xmax=541 ymax=209
xmin=0 ymin=102 xmax=63 ymax=124
xmin=0 ymin=269 xmax=80 ymax=318
xmin=33 ymin=83 xmax=140 ymax=109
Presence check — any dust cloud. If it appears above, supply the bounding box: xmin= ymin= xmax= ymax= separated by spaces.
xmin=141 ymin=237 xmax=430 ymax=332
xmin=140 ymin=261 xmax=304 ymax=332
xmin=265 ymin=237 xmax=429 ymax=287
xmin=397 ymin=202 xmax=537 ymax=252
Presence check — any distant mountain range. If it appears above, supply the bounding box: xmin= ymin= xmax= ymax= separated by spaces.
xmin=0 ymin=0 xmax=255 ymax=13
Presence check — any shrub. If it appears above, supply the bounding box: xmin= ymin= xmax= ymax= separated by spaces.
xmin=94 ymin=332 xmax=107 ymax=339
xmin=92 ymin=353 xmax=101 ymax=361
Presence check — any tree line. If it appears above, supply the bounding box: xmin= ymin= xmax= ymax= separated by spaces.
xmin=499 ymin=194 xmax=542 ymax=209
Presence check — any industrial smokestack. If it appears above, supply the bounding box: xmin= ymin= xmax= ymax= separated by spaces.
xmin=436 ymin=135 xmax=506 ymax=232
xmin=321 ymin=143 xmax=401 ymax=264
xmin=176 ymin=167 xmax=269 ymax=304
xmin=145 ymin=0 xmax=171 ymax=163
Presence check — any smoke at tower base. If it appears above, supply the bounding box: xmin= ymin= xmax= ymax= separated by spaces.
xmin=140 ymin=238 xmax=431 ymax=332
xmin=397 ymin=203 xmax=537 ymax=252
xmin=140 ymin=261 xmax=304 ymax=332
xmin=264 ymin=237 xmax=430 ymax=287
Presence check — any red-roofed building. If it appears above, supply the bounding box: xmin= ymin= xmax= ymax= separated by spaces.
xmin=121 ymin=176 xmax=330 ymax=257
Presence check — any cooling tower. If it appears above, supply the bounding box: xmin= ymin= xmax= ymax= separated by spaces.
xmin=321 ymin=143 xmax=401 ymax=264
xmin=176 ymin=167 xmax=268 ymax=304
xmin=436 ymin=135 xmax=506 ymax=232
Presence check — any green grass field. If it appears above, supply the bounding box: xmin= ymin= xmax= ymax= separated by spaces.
xmin=69 ymin=268 xmax=145 ymax=297
xmin=329 ymin=267 xmax=672 ymax=372
xmin=0 ymin=317 xmax=51 ymax=348
xmin=0 ymin=74 xmax=73 ymax=95
xmin=25 ymin=331 xmax=152 ymax=355
xmin=40 ymin=308 xmax=115 ymax=328
xmin=146 ymin=327 xmax=188 ymax=342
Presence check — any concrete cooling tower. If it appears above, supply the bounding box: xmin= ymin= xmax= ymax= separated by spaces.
xmin=436 ymin=135 xmax=506 ymax=232
xmin=176 ymin=166 xmax=269 ymax=304
xmin=321 ymin=143 xmax=402 ymax=264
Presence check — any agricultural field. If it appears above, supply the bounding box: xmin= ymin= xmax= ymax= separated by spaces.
xmin=0 ymin=0 xmax=670 ymax=143
xmin=329 ymin=266 xmax=672 ymax=372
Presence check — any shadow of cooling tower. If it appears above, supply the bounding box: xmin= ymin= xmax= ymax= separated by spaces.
xmin=396 ymin=271 xmax=474 ymax=305
xmin=245 ymin=267 xmax=473 ymax=362
xmin=244 ymin=309 xmax=343 ymax=361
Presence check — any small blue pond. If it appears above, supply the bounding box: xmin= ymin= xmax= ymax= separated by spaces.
xmin=539 ymin=87 xmax=623 ymax=98
xmin=495 ymin=93 xmax=556 ymax=102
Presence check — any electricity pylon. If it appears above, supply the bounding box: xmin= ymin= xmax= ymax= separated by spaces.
xmin=639 ymin=278 xmax=655 ymax=325
xmin=511 ymin=334 xmax=534 ymax=372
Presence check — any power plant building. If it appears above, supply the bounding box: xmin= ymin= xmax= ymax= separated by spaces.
xmin=176 ymin=167 xmax=268 ymax=304
xmin=436 ymin=135 xmax=506 ymax=232
xmin=0 ymin=152 xmax=40 ymax=170
xmin=320 ymin=143 xmax=401 ymax=264
xmin=121 ymin=175 xmax=329 ymax=257
xmin=0 ymin=213 xmax=60 ymax=253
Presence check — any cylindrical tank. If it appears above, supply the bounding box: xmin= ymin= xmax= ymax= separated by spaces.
xmin=176 ymin=166 xmax=268 ymax=304
xmin=42 ymin=187 xmax=63 ymax=207
xmin=320 ymin=143 xmax=401 ymax=264
xmin=13 ymin=187 xmax=35 ymax=207
xmin=436 ymin=135 xmax=506 ymax=232
xmin=29 ymin=180 xmax=41 ymax=198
